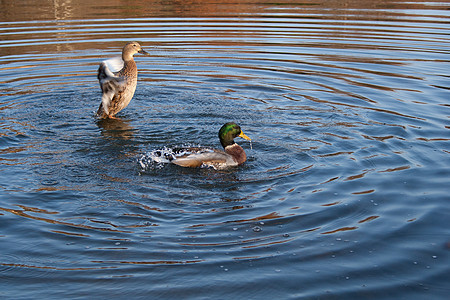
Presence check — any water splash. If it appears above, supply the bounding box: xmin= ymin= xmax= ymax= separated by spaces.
xmin=138 ymin=147 xmax=176 ymax=170
xmin=138 ymin=145 xmax=215 ymax=170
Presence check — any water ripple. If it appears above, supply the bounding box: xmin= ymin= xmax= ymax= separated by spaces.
xmin=1 ymin=1 xmax=449 ymax=298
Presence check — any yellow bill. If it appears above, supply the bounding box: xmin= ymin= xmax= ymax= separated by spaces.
xmin=239 ymin=131 xmax=251 ymax=141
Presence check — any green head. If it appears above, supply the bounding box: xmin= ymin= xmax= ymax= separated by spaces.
xmin=218 ymin=122 xmax=251 ymax=148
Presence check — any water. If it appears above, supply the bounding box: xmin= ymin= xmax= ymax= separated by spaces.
xmin=1 ymin=0 xmax=449 ymax=298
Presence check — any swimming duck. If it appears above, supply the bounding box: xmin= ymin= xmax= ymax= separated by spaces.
xmin=169 ymin=122 xmax=251 ymax=169
xmin=97 ymin=42 xmax=148 ymax=119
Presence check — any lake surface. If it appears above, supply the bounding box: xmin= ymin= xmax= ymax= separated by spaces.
xmin=1 ymin=0 xmax=449 ymax=298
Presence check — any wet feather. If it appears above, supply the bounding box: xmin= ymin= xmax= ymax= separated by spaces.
xmin=96 ymin=42 xmax=148 ymax=119
xmin=169 ymin=123 xmax=251 ymax=169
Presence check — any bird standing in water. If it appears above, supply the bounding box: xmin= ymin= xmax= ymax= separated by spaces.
xmin=97 ymin=42 xmax=149 ymax=119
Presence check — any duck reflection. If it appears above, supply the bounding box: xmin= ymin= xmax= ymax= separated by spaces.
xmin=96 ymin=118 xmax=135 ymax=140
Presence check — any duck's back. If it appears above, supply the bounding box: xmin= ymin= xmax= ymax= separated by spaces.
xmin=171 ymin=147 xmax=238 ymax=169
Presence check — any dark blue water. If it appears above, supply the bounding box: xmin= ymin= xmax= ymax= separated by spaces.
xmin=1 ymin=0 xmax=449 ymax=298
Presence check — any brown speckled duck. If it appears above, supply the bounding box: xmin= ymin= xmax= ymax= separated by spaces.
xmin=97 ymin=42 xmax=149 ymax=119
xmin=169 ymin=122 xmax=251 ymax=169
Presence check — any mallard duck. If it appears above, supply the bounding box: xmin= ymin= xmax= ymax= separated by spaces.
xmin=97 ymin=42 xmax=149 ymax=119
xmin=168 ymin=122 xmax=251 ymax=169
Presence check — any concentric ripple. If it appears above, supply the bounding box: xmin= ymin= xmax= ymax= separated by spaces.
xmin=1 ymin=1 xmax=449 ymax=298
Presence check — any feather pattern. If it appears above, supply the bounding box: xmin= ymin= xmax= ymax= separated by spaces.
xmin=168 ymin=123 xmax=251 ymax=169
xmin=96 ymin=42 xmax=148 ymax=119
xmin=171 ymin=147 xmax=239 ymax=169
xmin=98 ymin=60 xmax=127 ymax=116
xmin=103 ymin=56 xmax=124 ymax=73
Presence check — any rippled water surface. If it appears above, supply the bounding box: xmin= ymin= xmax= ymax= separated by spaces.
xmin=1 ymin=0 xmax=449 ymax=298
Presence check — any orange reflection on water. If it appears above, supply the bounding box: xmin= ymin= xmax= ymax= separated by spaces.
xmin=16 ymin=205 xmax=59 ymax=214
xmin=358 ymin=216 xmax=380 ymax=224
xmin=91 ymin=259 xmax=204 ymax=265
xmin=378 ymin=165 xmax=410 ymax=173
xmin=0 ymin=206 xmax=132 ymax=233
xmin=362 ymin=134 xmax=398 ymax=142
xmin=321 ymin=226 xmax=358 ymax=235
xmin=320 ymin=176 xmax=339 ymax=184
xmin=321 ymin=201 xmax=340 ymax=207
xmin=50 ymin=230 xmax=90 ymax=237
xmin=352 ymin=189 xmax=375 ymax=195
xmin=344 ymin=170 xmax=371 ymax=181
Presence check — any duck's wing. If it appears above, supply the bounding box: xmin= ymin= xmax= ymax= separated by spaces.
xmin=103 ymin=57 xmax=124 ymax=74
xmin=97 ymin=57 xmax=126 ymax=116
xmin=171 ymin=148 xmax=236 ymax=168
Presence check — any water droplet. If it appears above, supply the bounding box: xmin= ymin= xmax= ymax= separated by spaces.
xmin=253 ymin=226 xmax=262 ymax=232
xmin=336 ymin=238 xmax=342 ymax=241
xmin=259 ymin=221 xmax=265 ymax=225
xmin=275 ymin=269 xmax=281 ymax=273
xmin=346 ymin=276 xmax=350 ymax=280
xmin=232 ymin=227 xmax=238 ymax=231
xmin=432 ymin=255 xmax=437 ymax=259
xmin=115 ymin=242 xmax=120 ymax=245
xmin=283 ymin=233 xmax=290 ymax=238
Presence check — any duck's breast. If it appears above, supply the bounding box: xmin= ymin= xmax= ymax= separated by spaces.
xmin=225 ymin=143 xmax=246 ymax=165
xmin=115 ymin=60 xmax=138 ymax=108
